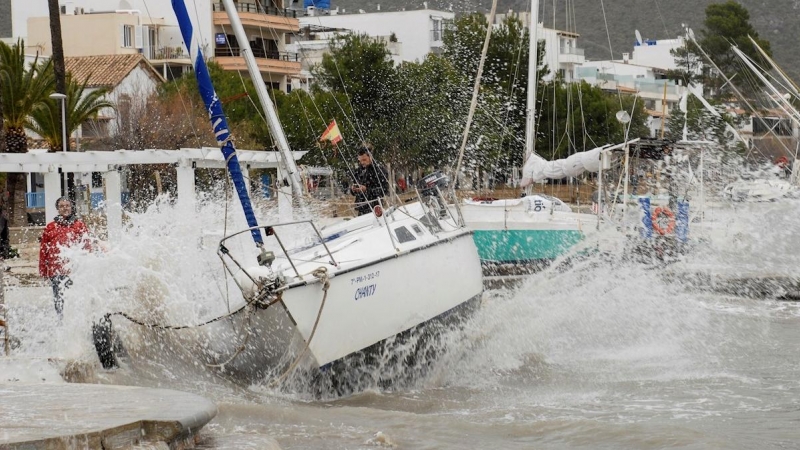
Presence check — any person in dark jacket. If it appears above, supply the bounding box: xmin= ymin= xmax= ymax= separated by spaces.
xmin=39 ymin=197 xmax=91 ymax=318
xmin=350 ymin=144 xmax=389 ymax=216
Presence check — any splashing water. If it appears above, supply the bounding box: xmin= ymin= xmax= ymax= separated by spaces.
xmin=6 ymin=189 xmax=800 ymax=448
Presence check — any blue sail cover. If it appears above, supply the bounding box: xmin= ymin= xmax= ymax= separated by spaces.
xmin=303 ymin=0 xmax=331 ymax=9
xmin=171 ymin=0 xmax=263 ymax=245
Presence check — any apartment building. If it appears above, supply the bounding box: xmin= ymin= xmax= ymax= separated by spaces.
xmin=490 ymin=10 xmax=586 ymax=83
xmin=14 ymin=0 xmax=300 ymax=90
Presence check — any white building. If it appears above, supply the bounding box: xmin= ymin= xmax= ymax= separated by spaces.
xmin=576 ymin=60 xmax=685 ymax=138
xmin=295 ymin=8 xmax=453 ymax=64
xmin=490 ymin=10 xmax=585 ymax=83
xmin=64 ymin=54 xmax=165 ymax=137
xmin=631 ymin=35 xmax=685 ymax=71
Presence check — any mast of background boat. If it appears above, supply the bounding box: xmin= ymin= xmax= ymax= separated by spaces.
xmin=220 ymin=0 xmax=303 ymax=200
xmin=523 ymin=0 xmax=540 ymax=171
xmin=730 ymin=46 xmax=800 ymax=127
xmin=170 ymin=0 xmax=263 ymax=247
xmin=748 ymin=35 xmax=800 ymax=99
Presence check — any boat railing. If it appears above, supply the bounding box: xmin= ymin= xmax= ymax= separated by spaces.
xmin=217 ymin=220 xmax=338 ymax=282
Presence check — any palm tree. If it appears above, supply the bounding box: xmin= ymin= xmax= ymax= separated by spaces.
xmin=0 ymin=39 xmax=55 ymax=226
xmin=26 ymin=75 xmax=114 ymax=152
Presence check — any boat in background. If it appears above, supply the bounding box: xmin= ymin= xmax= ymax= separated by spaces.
xmin=458 ymin=0 xmax=616 ymax=272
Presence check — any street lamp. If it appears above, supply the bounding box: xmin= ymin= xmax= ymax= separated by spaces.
xmin=48 ymin=93 xmax=67 ymax=196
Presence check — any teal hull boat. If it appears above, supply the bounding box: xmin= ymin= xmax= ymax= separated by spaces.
xmin=472 ymin=229 xmax=584 ymax=264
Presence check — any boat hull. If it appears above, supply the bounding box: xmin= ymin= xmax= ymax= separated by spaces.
xmin=459 ymin=201 xmax=596 ymax=267
xmin=204 ymin=231 xmax=483 ymax=382
xmin=472 ymin=228 xmax=584 ymax=264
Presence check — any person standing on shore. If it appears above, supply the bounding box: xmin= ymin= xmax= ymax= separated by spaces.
xmin=39 ymin=197 xmax=91 ymax=318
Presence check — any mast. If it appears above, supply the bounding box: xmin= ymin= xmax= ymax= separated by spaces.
xmin=171 ymin=0 xmax=263 ymax=246
xmin=220 ymin=0 xmax=304 ymax=199
xmin=749 ymin=35 xmax=800 ymax=98
xmin=524 ymin=0 xmax=540 ymax=160
xmin=731 ymin=46 xmax=800 ymax=127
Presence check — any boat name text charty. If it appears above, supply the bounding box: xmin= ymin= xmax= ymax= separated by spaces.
xmin=354 ymin=284 xmax=377 ymax=300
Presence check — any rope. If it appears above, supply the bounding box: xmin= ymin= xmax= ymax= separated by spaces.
xmin=269 ymin=266 xmax=330 ymax=388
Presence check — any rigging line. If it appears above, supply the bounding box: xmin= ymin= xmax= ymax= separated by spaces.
xmin=260 ymin=21 xmax=372 ymax=197
xmin=257 ymin=23 xmax=296 ymax=151
xmin=141 ymin=0 xmax=203 ymax=145
xmin=282 ymin=26 xmax=364 ymax=180
xmin=652 ymin=0 xmax=670 ymax=39
xmin=217 ymin=23 xmax=270 ymax=128
xmin=453 ymin=0 xmax=499 ymax=179
xmin=302 ymin=15 xmax=370 ymax=146
xmin=598 ymin=0 xmax=624 ymax=110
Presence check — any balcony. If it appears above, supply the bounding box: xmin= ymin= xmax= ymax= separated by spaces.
xmin=212 ymin=2 xmax=299 ymax=33
xmin=559 ymin=46 xmax=585 ymax=65
xmin=145 ymin=45 xmax=189 ymax=62
xmin=214 ymin=48 xmax=301 ymax=76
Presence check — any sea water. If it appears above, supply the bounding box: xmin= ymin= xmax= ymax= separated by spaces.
xmin=5 ymin=191 xmax=800 ymax=449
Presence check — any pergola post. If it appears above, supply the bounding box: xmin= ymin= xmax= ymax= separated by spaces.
xmin=104 ymin=169 xmax=122 ymax=243
xmin=43 ymin=171 xmax=61 ymax=223
xmin=277 ymin=164 xmax=293 ymax=221
xmin=240 ymin=162 xmax=251 ymax=195
xmin=176 ymin=164 xmax=196 ymax=213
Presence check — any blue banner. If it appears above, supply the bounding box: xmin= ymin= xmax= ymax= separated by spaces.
xmin=676 ymin=200 xmax=690 ymax=243
xmin=638 ymin=197 xmax=652 ymax=239
xmin=171 ymin=0 xmax=263 ymax=245
xmin=303 ymin=0 xmax=331 ymax=8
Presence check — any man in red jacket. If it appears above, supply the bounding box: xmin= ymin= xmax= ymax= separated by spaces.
xmin=39 ymin=197 xmax=90 ymax=318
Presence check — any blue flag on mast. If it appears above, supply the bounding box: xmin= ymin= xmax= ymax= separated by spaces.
xmin=171 ymin=0 xmax=263 ymax=246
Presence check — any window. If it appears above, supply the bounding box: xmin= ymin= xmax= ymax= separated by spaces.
xmin=122 ymin=25 xmax=134 ymax=48
xmin=394 ymin=226 xmax=416 ymax=243
xmin=432 ymin=18 xmax=442 ymax=42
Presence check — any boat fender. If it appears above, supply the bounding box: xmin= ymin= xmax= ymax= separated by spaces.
xmin=651 ymin=207 xmax=676 ymax=235
xmin=374 ymin=205 xmax=383 ymax=217
xmin=92 ymin=315 xmax=118 ymax=369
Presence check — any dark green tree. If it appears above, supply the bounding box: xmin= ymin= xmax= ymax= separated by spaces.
xmin=312 ymin=33 xmax=400 ymax=157
xmin=665 ymin=41 xmax=703 ymax=86
xmin=699 ymin=1 xmax=772 ymax=96
xmin=665 ymin=97 xmax=744 ymax=154
xmin=537 ymin=81 xmax=649 ymax=160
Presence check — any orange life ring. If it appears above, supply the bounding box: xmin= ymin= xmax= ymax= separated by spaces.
xmin=651 ymin=207 xmax=676 ymax=235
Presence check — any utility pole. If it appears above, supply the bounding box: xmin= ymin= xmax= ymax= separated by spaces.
xmin=48 ymin=0 xmax=75 ymax=202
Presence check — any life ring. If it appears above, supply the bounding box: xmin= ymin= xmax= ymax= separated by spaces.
xmin=651 ymin=207 xmax=675 ymax=235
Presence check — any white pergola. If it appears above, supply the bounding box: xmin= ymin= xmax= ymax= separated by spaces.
xmin=0 ymin=148 xmax=306 ymax=242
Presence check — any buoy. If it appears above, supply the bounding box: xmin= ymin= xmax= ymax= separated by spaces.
xmin=92 ymin=316 xmax=118 ymax=369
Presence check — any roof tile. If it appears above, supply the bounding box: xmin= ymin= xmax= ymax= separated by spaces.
xmin=64 ymin=54 xmax=159 ymax=88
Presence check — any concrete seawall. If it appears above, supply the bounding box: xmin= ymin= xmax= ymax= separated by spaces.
xmin=0 ymin=383 xmax=217 ymax=449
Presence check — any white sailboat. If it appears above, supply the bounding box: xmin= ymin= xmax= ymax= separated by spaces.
xmin=459 ymin=1 xmax=603 ymax=269
xmin=95 ymin=0 xmax=483 ymax=386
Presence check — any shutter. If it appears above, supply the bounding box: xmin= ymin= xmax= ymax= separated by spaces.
xmin=120 ymin=25 xmax=126 ymax=47
xmin=134 ymin=25 xmax=143 ymax=49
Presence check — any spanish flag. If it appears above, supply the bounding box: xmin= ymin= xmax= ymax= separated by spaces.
xmin=319 ymin=119 xmax=343 ymax=145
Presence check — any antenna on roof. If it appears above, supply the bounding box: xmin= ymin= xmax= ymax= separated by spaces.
xmin=635 ymin=29 xmax=642 ymax=46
